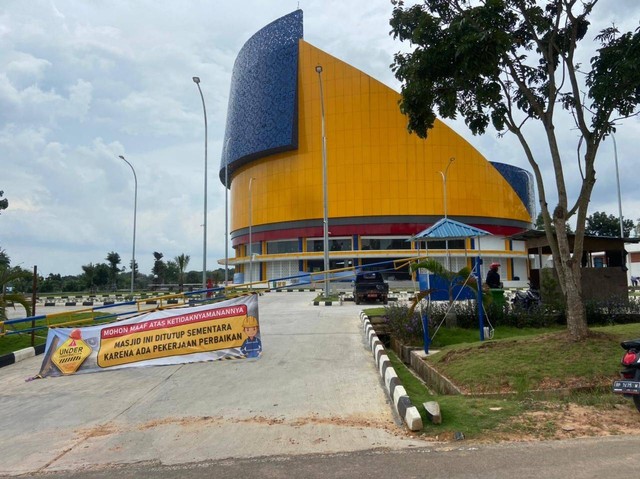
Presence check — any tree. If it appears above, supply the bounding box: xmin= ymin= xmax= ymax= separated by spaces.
xmin=175 ymin=254 xmax=190 ymax=292
xmin=409 ymin=258 xmax=479 ymax=328
xmin=93 ymin=263 xmax=110 ymax=289
xmin=164 ymin=260 xmax=179 ymax=286
xmin=0 ymin=190 xmax=7 ymax=215
xmin=82 ymin=263 xmax=96 ymax=291
xmin=152 ymin=252 xmax=166 ymax=285
xmin=585 ymin=211 xmax=634 ymax=237
xmin=129 ymin=259 xmax=139 ymax=284
xmin=390 ymin=0 xmax=640 ymax=341
xmin=0 ymin=266 xmax=32 ymax=321
xmin=534 ymin=213 xmax=573 ymax=233
xmin=105 ymin=251 xmax=122 ymax=291
xmin=0 ymin=248 xmax=10 ymax=269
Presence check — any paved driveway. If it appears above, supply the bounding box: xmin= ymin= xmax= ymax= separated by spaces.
xmin=0 ymin=292 xmax=427 ymax=476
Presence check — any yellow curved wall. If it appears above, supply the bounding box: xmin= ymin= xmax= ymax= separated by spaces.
xmin=231 ymin=40 xmax=529 ymax=232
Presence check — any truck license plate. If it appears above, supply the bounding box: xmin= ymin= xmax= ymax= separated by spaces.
xmin=612 ymin=380 xmax=640 ymax=394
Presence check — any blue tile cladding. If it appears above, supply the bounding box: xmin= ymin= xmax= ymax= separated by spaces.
xmin=220 ymin=10 xmax=303 ymax=186
xmin=490 ymin=162 xmax=535 ymax=218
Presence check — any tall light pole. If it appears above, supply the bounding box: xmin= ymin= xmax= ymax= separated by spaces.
xmin=316 ymin=64 xmax=330 ymax=299
xmin=193 ymin=76 xmax=208 ymax=289
xmin=516 ymin=169 xmax=536 ymax=227
xmin=524 ymin=170 xmax=536 ymax=227
xmin=224 ymin=137 xmax=231 ymax=286
xmin=438 ymin=157 xmax=455 ymax=269
xmin=612 ymin=133 xmax=624 ymax=238
xmin=438 ymin=157 xmax=455 ymax=219
xmin=118 ymin=155 xmax=137 ymax=294
xmin=248 ymin=177 xmax=256 ymax=290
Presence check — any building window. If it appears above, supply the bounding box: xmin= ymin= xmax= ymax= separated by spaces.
xmin=266 ymin=240 xmax=299 ymax=254
xmin=418 ymin=239 xmax=466 ymax=250
xmin=248 ymin=242 xmax=261 ymax=256
xmin=306 ymin=238 xmax=352 ymax=252
xmin=361 ymin=237 xmax=411 ymax=250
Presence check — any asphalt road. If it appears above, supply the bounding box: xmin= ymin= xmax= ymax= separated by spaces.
xmin=0 ymin=292 xmax=426 ymax=477
xmin=4 ymin=435 xmax=640 ymax=478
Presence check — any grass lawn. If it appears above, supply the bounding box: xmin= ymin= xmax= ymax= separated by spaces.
xmin=387 ymin=323 xmax=640 ymax=441
xmin=426 ymin=324 xmax=638 ymax=393
xmin=1 ymin=310 xmax=114 ymax=356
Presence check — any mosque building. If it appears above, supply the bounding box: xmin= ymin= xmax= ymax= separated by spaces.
xmin=220 ymin=10 xmax=534 ymax=286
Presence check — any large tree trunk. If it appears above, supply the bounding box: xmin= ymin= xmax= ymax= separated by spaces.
xmin=562 ymin=266 xmax=589 ymax=341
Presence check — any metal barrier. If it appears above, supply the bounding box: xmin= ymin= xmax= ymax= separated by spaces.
xmin=0 ymin=286 xmax=232 ymax=338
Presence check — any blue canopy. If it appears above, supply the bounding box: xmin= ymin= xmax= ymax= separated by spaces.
xmin=411 ymin=218 xmax=492 ymax=240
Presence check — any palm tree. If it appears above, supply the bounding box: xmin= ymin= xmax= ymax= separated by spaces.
xmin=0 ymin=248 xmax=9 ymax=268
xmin=0 ymin=267 xmax=32 ymax=322
xmin=175 ymin=254 xmax=190 ymax=292
xmin=409 ymin=258 xmax=478 ymax=328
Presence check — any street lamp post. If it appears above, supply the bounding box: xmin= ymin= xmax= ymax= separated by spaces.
xmin=438 ymin=157 xmax=455 ymax=269
xmin=224 ymin=137 xmax=231 ymax=286
xmin=193 ymin=76 xmax=208 ymax=290
xmin=612 ymin=133 xmax=624 ymax=238
xmin=438 ymin=157 xmax=455 ymax=220
xmin=118 ymin=155 xmax=137 ymax=294
xmin=248 ymin=177 xmax=256 ymax=290
xmin=524 ymin=170 xmax=536 ymax=227
xmin=316 ymin=64 xmax=330 ymax=299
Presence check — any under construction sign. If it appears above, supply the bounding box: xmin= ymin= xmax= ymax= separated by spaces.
xmin=51 ymin=333 xmax=92 ymax=375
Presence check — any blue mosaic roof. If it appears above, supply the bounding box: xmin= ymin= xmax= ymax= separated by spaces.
xmin=490 ymin=162 xmax=535 ymax=218
xmin=220 ymin=10 xmax=303 ymax=186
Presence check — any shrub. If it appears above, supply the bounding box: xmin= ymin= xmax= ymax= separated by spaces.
xmin=383 ymin=303 xmax=424 ymax=345
xmin=585 ymin=296 xmax=640 ymax=326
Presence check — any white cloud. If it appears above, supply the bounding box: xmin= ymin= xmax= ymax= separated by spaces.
xmin=1 ymin=0 xmax=638 ymax=277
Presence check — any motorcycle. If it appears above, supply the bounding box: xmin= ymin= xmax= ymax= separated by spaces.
xmin=612 ymin=339 xmax=640 ymax=412
xmin=511 ymin=285 xmax=541 ymax=310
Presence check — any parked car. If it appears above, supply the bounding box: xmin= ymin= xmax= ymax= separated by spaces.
xmin=353 ymin=272 xmax=389 ymax=305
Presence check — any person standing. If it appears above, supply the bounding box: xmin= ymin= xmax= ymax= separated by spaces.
xmin=486 ymin=263 xmax=502 ymax=289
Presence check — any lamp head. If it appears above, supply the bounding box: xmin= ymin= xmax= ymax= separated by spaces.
xmin=192 ymin=76 xmax=200 ymax=84
xmin=315 ymin=65 xmax=323 ymax=74
xmin=119 ymin=155 xmax=125 ymax=160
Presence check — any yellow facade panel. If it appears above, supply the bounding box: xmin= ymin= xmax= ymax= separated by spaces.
xmin=229 ymin=40 xmax=530 ymax=232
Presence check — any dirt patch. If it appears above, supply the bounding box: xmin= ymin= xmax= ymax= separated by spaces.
xmin=477 ymin=402 xmax=640 ymax=442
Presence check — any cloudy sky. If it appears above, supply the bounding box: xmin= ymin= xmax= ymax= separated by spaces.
xmin=1 ymin=0 xmax=639 ymax=277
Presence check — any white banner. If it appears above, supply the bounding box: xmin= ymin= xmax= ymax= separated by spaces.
xmin=37 ymin=295 xmax=261 ymax=377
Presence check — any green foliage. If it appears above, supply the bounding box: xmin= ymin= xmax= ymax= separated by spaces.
xmin=587 ymin=26 xmax=640 ymax=129
xmin=383 ymin=303 xmax=424 ymax=345
xmin=427 ymin=324 xmax=640 ymax=395
xmin=534 ymin=212 xmax=573 ymax=234
xmin=409 ymin=258 xmax=477 ymax=309
xmin=105 ymin=251 xmax=122 ymax=290
xmin=390 ymin=0 xmax=639 ymax=138
xmin=585 ymin=296 xmax=640 ymax=326
xmin=0 ymin=266 xmax=32 ymax=321
xmin=428 ymin=300 xmax=479 ymax=329
xmin=0 ymin=190 xmax=7 ymax=214
xmin=175 ymin=253 xmax=190 ymax=291
xmin=387 ymin=349 xmax=527 ymax=438
xmin=390 ymin=0 xmax=640 ymax=340
xmin=152 ymin=251 xmax=166 ymax=283
xmin=585 ymin=211 xmax=634 ymax=237
xmin=0 ymin=248 xmax=9 ymax=268
xmin=539 ymin=268 xmax=566 ymax=313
